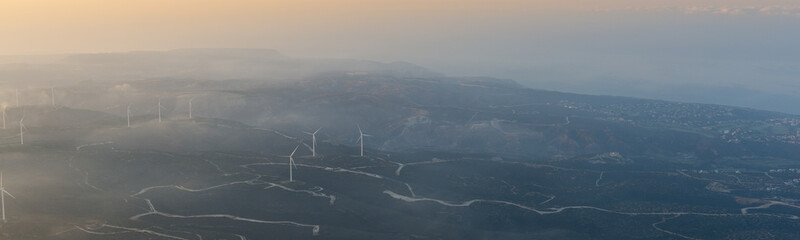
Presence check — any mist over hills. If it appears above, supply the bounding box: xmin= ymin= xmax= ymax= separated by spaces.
xmin=0 ymin=49 xmax=799 ymax=239
xmin=2 ymin=48 xmax=799 ymax=163
xmin=0 ymin=48 xmax=440 ymax=87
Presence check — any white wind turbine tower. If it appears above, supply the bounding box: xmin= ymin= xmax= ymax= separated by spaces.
xmin=0 ymin=172 xmax=15 ymax=223
xmin=127 ymin=104 xmax=132 ymax=128
xmin=303 ymin=128 xmax=322 ymax=157
xmin=285 ymin=144 xmax=300 ymax=182
xmin=357 ymin=125 xmax=371 ymax=157
xmin=19 ymin=115 xmax=26 ymax=145
xmin=157 ymin=99 xmax=165 ymax=123
xmin=158 ymin=99 xmax=162 ymax=122
xmin=188 ymin=98 xmax=193 ymax=119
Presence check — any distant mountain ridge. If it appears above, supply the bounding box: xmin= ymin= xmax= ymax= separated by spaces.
xmin=0 ymin=48 xmax=442 ymax=87
xmin=0 ymin=49 xmax=798 ymax=165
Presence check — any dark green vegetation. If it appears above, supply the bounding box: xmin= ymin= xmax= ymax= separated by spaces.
xmin=0 ymin=49 xmax=799 ymax=239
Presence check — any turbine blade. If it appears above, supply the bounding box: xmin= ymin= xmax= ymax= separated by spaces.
xmin=303 ymin=131 xmax=313 ymax=135
xmin=363 ymin=134 xmax=372 ymax=137
xmin=356 ymin=135 xmax=362 ymax=144
xmin=357 ymin=124 xmax=362 ymax=134
xmin=3 ymin=190 xmax=15 ymax=199
xmin=290 ymin=144 xmax=300 ymax=156
xmin=314 ymin=127 xmax=322 ymax=134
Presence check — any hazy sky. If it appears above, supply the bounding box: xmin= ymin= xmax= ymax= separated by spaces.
xmin=2 ymin=0 xmax=800 ymax=113
xmin=2 ymin=0 xmax=797 ymax=55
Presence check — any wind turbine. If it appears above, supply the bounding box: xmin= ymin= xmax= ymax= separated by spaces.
xmin=285 ymin=144 xmax=300 ymax=182
xmin=15 ymin=89 xmax=19 ymax=107
xmin=127 ymin=104 xmax=132 ymax=128
xmin=188 ymin=98 xmax=193 ymax=119
xmin=356 ymin=125 xmax=371 ymax=157
xmin=2 ymin=107 xmax=6 ymax=129
xmin=157 ymin=99 xmax=165 ymax=123
xmin=303 ymin=128 xmax=322 ymax=157
xmin=19 ymin=115 xmax=26 ymax=145
xmin=0 ymin=172 xmax=15 ymax=223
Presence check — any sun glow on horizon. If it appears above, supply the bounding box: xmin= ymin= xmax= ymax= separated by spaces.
xmin=3 ymin=0 xmax=797 ymax=55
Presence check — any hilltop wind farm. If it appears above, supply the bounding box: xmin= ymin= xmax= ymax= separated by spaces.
xmin=3 ymin=0 xmax=800 ymax=238
xmin=0 ymin=49 xmax=798 ymax=239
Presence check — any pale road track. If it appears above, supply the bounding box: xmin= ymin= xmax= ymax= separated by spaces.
xmin=250 ymin=128 xmax=298 ymax=140
xmin=131 ymin=177 xmax=335 ymax=208
xmin=69 ymin=137 xmax=800 ymax=239
xmin=116 ymin=148 xmax=404 ymax=239
xmin=76 ymin=224 xmax=189 ymax=240
xmin=595 ymin=171 xmax=604 ymax=187
xmin=383 ymin=189 xmax=800 ymax=240
xmin=383 ymin=190 xmax=800 ymax=218
xmin=128 ymin=175 xmax=323 ymax=239
xmin=379 ymin=157 xmax=452 ymax=177
xmin=264 ymin=182 xmax=336 ymax=205
xmin=76 ymin=141 xmax=114 ymax=151
xmin=404 ymin=183 xmax=416 ymax=197
xmin=500 ymin=180 xmax=519 ymax=195
xmin=134 ymin=157 xmax=800 ymax=239
xmin=203 ymin=159 xmax=234 ymax=176
xmin=398 ymin=159 xmax=452 ymax=176
xmin=242 ymin=162 xmax=385 ymax=179
xmin=741 ymin=201 xmax=800 ymax=217
xmin=68 ymin=158 xmax=105 ymax=192
xmin=394 ymin=162 xmax=405 ymax=176
xmin=651 ymin=215 xmax=700 ymax=240
xmin=523 ymin=192 xmax=556 ymax=205
xmin=539 ymin=195 xmax=555 ymax=205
